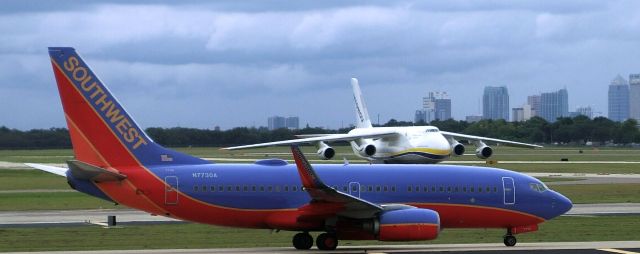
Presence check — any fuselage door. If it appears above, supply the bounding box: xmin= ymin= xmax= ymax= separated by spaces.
xmin=502 ymin=177 xmax=515 ymax=205
xmin=165 ymin=176 xmax=179 ymax=206
xmin=349 ymin=182 xmax=360 ymax=198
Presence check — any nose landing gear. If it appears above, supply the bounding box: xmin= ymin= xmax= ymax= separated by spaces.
xmin=503 ymin=228 xmax=517 ymax=247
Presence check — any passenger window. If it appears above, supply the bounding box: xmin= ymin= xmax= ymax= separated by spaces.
xmin=292 ymin=186 xmax=298 ymax=192
xmin=463 ymin=186 xmax=467 ymax=192
xmin=447 ymin=186 xmax=452 ymax=193
xmin=368 ymin=186 xmax=373 ymax=192
xmin=219 ymin=186 xmax=224 ymax=192
xmin=275 ymin=186 xmax=280 ymax=192
xmin=432 ymin=186 xmax=436 ymax=192
xmin=268 ymin=186 xmax=273 ymax=192
xmin=360 ymin=186 xmax=367 ymax=192
xmin=284 ymin=186 xmax=289 ymax=192
xmin=252 ymin=186 xmax=256 ymax=192
xmin=260 ymin=186 xmax=265 ymax=192
xmin=470 ymin=187 xmax=474 ymax=193
xmin=423 ymin=186 xmax=429 ymax=192
xmin=211 ymin=186 xmax=216 ymax=192
xmin=415 ymin=186 xmax=420 ymax=192
xmin=236 ymin=186 xmax=241 ymax=192
xmin=342 ymin=186 xmax=348 ymax=192
xmin=243 ymin=186 xmax=248 ymax=192
xmin=439 ymin=186 xmax=444 ymax=192
xmin=486 ymin=187 xmax=491 ymax=193
xmin=454 ymin=186 xmax=459 ymax=193
xmin=391 ymin=186 xmax=396 ymax=192
xmin=494 ymin=187 xmax=498 ymax=193
xmin=384 ymin=186 xmax=388 ymax=192
xmin=227 ymin=186 xmax=233 ymax=192
xmin=478 ymin=186 xmax=483 ymax=193
xmin=193 ymin=185 xmax=198 ymax=192
xmin=408 ymin=186 xmax=412 ymax=192
xmin=376 ymin=185 xmax=381 ymax=192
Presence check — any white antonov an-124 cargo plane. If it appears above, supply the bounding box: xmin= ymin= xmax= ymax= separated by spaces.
xmin=225 ymin=78 xmax=541 ymax=164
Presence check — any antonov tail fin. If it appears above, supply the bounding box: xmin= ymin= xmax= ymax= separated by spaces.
xmin=351 ymin=78 xmax=373 ymax=128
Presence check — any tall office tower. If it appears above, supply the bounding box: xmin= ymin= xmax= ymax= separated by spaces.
xmin=512 ymin=104 xmax=533 ymax=122
xmin=285 ymin=117 xmax=299 ymax=130
xmin=527 ymin=95 xmax=541 ymax=117
xmin=574 ymin=106 xmax=593 ymax=119
xmin=539 ymin=88 xmax=569 ymax=122
xmin=268 ymin=116 xmax=286 ymax=130
xmin=434 ymin=92 xmax=452 ymax=121
xmin=417 ymin=92 xmax=451 ymax=123
xmin=483 ymin=86 xmax=509 ymax=120
xmin=608 ymin=75 xmax=630 ymax=122
xmin=629 ymin=73 xmax=640 ymax=121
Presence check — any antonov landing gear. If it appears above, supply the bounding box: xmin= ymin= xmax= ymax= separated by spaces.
xmin=292 ymin=232 xmax=339 ymax=250
xmin=292 ymin=232 xmax=313 ymax=250
xmin=316 ymin=232 xmax=338 ymax=250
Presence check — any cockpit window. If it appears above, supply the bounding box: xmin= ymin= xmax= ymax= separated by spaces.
xmin=529 ymin=183 xmax=547 ymax=192
xmin=426 ymin=129 xmax=439 ymax=133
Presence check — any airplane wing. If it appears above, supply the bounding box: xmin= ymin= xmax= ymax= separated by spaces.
xmin=440 ymin=131 xmax=543 ymax=148
xmin=223 ymin=130 xmax=398 ymax=150
xmin=291 ymin=145 xmax=412 ymax=219
xmin=24 ymin=163 xmax=67 ymax=177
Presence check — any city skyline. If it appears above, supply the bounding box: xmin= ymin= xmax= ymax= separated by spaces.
xmin=1 ymin=1 xmax=640 ymax=130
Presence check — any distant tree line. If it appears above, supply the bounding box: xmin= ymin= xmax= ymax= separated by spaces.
xmin=1 ymin=116 xmax=639 ymax=149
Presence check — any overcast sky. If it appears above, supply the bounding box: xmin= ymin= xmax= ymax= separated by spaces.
xmin=1 ymin=0 xmax=639 ymax=130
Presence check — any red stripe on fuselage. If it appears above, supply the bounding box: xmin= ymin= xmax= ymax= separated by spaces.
xmin=410 ymin=203 xmax=545 ymax=228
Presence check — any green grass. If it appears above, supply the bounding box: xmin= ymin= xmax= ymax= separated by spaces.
xmin=552 ymin=184 xmax=640 ymax=204
xmin=536 ymin=177 xmax=586 ymax=183
xmin=0 ymin=169 xmax=69 ymax=190
xmin=0 ymin=149 xmax=73 ymax=163
xmin=0 ymin=215 xmax=638 ymax=252
xmin=0 ymin=192 xmax=120 ymax=211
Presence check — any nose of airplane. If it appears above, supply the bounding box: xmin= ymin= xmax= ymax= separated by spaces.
xmin=553 ymin=191 xmax=573 ymax=216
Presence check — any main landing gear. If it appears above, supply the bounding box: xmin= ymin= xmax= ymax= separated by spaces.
xmin=503 ymin=229 xmax=517 ymax=247
xmin=292 ymin=232 xmax=338 ymax=250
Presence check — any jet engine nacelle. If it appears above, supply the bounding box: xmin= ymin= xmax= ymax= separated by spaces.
xmin=475 ymin=145 xmax=493 ymax=159
xmin=451 ymin=141 xmax=465 ymax=156
xmin=316 ymin=142 xmax=335 ymax=160
xmin=363 ymin=208 xmax=440 ymax=241
xmin=356 ymin=143 xmax=377 ymax=157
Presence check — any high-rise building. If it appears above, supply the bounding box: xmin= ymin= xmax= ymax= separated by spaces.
xmin=415 ymin=92 xmax=451 ymax=123
xmin=268 ymin=116 xmax=286 ymax=130
xmin=629 ymin=73 xmax=640 ymax=121
xmin=573 ymin=106 xmax=593 ymax=119
xmin=539 ymin=88 xmax=569 ymax=122
xmin=527 ymin=95 xmax=541 ymax=117
xmin=285 ymin=117 xmax=299 ymax=130
xmin=608 ymin=75 xmax=630 ymax=122
xmin=465 ymin=115 xmax=483 ymax=123
xmin=512 ymin=104 xmax=533 ymax=122
xmin=482 ymin=86 xmax=509 ymax=120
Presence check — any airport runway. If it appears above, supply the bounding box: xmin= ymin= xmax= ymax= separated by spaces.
xmin=1 ymin=203 xmax=639 ymax=228
xmin=4 ymin=241 xmax=640 ymax=254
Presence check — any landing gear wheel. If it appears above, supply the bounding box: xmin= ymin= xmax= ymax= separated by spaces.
xmin=316 ymin=232 xmax=338 ymax=250
xmin=292 ymin=232 xmax=313 ymax=250
xmin=503 ymin=235 xmax=517 ymax=247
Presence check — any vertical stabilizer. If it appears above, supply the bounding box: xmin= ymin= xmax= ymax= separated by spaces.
xmin=351 ymin=78 xmax=373 ymax=128
xmin=48 ymin=47 xmax=209 ymax=169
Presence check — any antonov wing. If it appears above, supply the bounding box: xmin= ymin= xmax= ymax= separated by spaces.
xmin=223 ymin=129 xmax=397 ymax=150
xmin=440 ymin=131 xmax=543 ymax=149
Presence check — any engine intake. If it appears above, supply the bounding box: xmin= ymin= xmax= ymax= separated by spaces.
xmin=451 ymin=142 xmax=465 ymax=156
xmin=475 ymin=145 xmax=493 ymax=159
xmin=316 ymin=142 xmax=335 ymax=160
xmin=357 ymin=144 xmax=376 ymax=157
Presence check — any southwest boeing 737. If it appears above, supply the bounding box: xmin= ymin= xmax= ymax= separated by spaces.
xmin=27 ymin=47 xmax=571 ymax=250
xmin=225 ymin=78 xmax=541 ymax=164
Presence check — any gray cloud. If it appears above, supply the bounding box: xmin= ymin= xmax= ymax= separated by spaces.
xmin=1 ymin=0 xmax=639 ymax=130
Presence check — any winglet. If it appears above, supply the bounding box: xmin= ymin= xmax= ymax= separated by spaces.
xmin=290 ymin=145 xmax=327 ymax=190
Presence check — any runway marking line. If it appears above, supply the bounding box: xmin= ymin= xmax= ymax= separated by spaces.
xmin=598 ymin=248 xmax=640 ymax=254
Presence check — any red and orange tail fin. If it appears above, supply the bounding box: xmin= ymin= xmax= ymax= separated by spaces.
xmin=48 ymin=47 xmax=209 ymax=169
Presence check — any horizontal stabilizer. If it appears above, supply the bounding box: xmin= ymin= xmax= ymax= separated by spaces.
xmin=24 ymin=163 xmax=67 ymax=177
xmin=66 ymin=160 xmax=127 ymax=182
